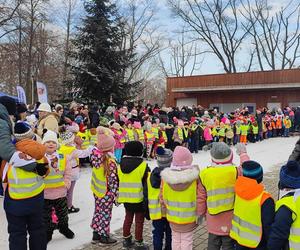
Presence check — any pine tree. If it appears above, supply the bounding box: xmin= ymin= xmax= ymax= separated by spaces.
xmin=70 ymin=0 xmax=136 ymax=104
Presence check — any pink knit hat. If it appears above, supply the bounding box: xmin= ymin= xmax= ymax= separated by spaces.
xmin=96 ymin=126 xmax=115 ymax=152
xmin=171 ymin=146 xmax=193 ymax=170
xmin=133 ymin=121 xmax=141 ymax=129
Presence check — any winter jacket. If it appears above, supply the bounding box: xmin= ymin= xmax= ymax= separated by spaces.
xmin=267 ymin=192 xmax=295 ymax=250
xmin=288 ymin=139 xmax=300 ymax=163
xmin=203 ymin=127 xmax=213 ymax=141
xmin=37 ymin=112 xmax=59 ymax=137
xmin=234 ymin=177 xmax=275 ymax=250
xmin=119 ymin=156 xmax=150 ymax=212
xmin=161 ymin=166 xmax=200 ymax=233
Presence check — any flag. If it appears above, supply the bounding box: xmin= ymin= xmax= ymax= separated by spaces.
xmin=16 ymin=85 xmax=27 ymax=104
xmin=36 ymin=81 xmax=48 ymax=103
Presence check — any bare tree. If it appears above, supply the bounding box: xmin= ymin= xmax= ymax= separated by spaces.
xmin=157 ymin=27 xmax=205 ymax=77
xmin=168 ymin=0 xmax=252 ymax=73
xmin=242 ymin=0 xmax=300 ymax=70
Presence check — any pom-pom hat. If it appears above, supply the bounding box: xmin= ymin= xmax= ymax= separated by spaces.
xmin=96 ymin=126 xmax=115 ymax=152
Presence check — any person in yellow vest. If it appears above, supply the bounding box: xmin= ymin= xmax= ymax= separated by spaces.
xmin=172 ymin=119 xmax=184 ymax=149
xmin=160 ymin=146 xmax=200 ymax=250
xmin=90 ymin=126 xmax=119 ymax=244
xmin=229 ymin=161 xmax=275 ymax=250
xmin=240 ymin=120 xmax=249 ymax=144
xmin=234 ymin=120 xmax=241 ymax=145
xmin=251 ymin=121 xmax=259 ymax=143
xmin=125 ymin=121 xmax=135 ymax=142
xmin=118 ymin=141 xmax=150 ymax=249
xmin=283 ymin=116 xmax=292 ymax=137
xmin=133 ymin=121 xmax=145 ymax=145
xmin=144 ymin=121 xmax=155 ymax=160
xmin=59 ymin=130 xmax=94 ymax=214
xmin=2 ymin=121 xmax=49 ymax=250
xmin=268 ymin=161 xmax=300 ymax=250
xmin=144 ymin=147 xmax=173 ymax=250
xmin=218 ymin=122 xmax=226 ymax=142
xmin=198 ymin=142 xmax=238 ymax=250
xmin=157 ymin=123 xmax=168 ymax=148
xmin=42 ymin=130 xmax=75 ymax=243
xmin=89 ymin=127 xmax=98 ymax=146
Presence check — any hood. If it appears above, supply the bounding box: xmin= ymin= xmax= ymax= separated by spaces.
xmin=150 ymin=167 xmax=164 ymax=188
xmin=120 ymin=156 xmax=144 ymax=173
xmin=161 ymin=166 xmax=199 ymax=191
xmin=235 ymin=176 xmax=264 ymax=200
xmin=0 ymin=103 xmax=12 ymax=132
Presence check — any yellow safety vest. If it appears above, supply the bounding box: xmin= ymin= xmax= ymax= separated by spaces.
xmin=89 ymin=133 xmax=97 ymax=146
xmin=7 ymin=165 xmax=45 ymax=200
xmin=276 ymin=195 xmax=300 ymax=250
xmin=230 ymin=179 xmax=266 ymax=248
xmin=90 ymin=159 xmax=113 ymax=198
xmin=117 ymin=130 xmax=126 ymax=144
xmin=152 ymin=127 xmax=159 ymax=139
xmin=240 ymin=125 xmax=249 ymax=136
xmin=236 ymin=125 xmax=241 ymax=135
xmin=212 ymin=127 xmax=219 ymax=137
xmin=162 ymin=131 xmax=168 ymax=142
xmin=118 ymin=161 xmax=147 ymax=203
xmin=126 ymin=129 xmax=135 ymax=141
xmin=163 ymin=180 xmax=197 ymax=224
xmin=219 ymin=127 xmax=226 ymax=137
xmin=135 ymin=129 xmax=144 ymax=141
xmin=145 ymin=131 xmax=155 ymax=143
xmin=200 ymin=165 xmax=237 ymax=215
xmin=252 ymin=125 xmax=259 ymax=135
xmin=43 ymin=153 xmax=66 ymax=189
xmin=147 ymin=174 xmax=162 ymax=220
xmin=78 ymin=131 xmax=90 ymax=149
xmin=178 ymin=128 xmax=183 ymax=140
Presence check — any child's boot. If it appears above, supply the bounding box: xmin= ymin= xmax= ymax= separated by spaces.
xmin=59 ymin=226 xmax=75 ymax=239
xmin=134 ymin=240 xmax=148 ymax=250
xmin=99 ymin=235 xmax=117 ymax=244
xmin=122 ymin=235 xmax=135 ymax=249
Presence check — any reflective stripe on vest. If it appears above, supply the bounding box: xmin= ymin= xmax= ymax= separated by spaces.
xmin=7 ymin=166 xmax=44 ymax=200
xmin=200 ymin=165 xmax=237 ymax=215
xmin=118 ymin=162 xmax=147 ymax=203
xmin=147 ymin=174 xmax=162 ymax=220
xmin=163 ymin=180 xmax=197 ymax=224
xmin=252 ymin=126 xmax=259 ymax=134
xmin=276 ymin=195 xmax=300 ymax=250
xmin=230 ymin=177 xmax=264 ymax=248
xmin=91 ymin=163 xmax=108 ymax=198
xmin=126 ymin=129 xmax=135 ymax=141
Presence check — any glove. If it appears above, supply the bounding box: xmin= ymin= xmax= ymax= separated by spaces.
xmin=35 ymin=163 xmax=49 ymax=176
xmin=236 ymin=143 xmax=247 ymax=155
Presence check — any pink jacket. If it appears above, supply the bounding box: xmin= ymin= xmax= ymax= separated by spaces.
xmin=44 ymin=152 xmax=72 ymax=200
xmin=197 ymin=154 xmax=249 ymax=235
xmin=111 ymin=128 xmax=127 ymax=149
xmin=203 ymin=127 xmax=213 ymax=141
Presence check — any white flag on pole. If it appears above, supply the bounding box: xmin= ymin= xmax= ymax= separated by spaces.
xmin=36 ymin=81 xmax=48 ymax=103
xmin=16 ymin=85 xmax=27 ymax=104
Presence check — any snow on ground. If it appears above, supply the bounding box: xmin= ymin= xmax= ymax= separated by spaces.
xmin=0 ymin=136 xmax=298 ymax=250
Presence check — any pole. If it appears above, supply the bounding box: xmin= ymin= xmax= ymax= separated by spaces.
xmin=31 ymin=75 xmax=34 ymax=104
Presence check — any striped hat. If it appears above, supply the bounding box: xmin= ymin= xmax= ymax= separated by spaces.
xmin=156 ymin=147 xmax=173 ymax=169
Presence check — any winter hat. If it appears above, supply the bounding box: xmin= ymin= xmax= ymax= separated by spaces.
xmin=25 ymin=114 xmax=38 ymax=128
xmin=60 ymin=131 xmax=75 ymax=145
xmin=42 ymin=130 xmax=58 ymax=144
xmin=131 ymin=109 xmax=138 ymax=117
xmin=96 ymin=126 xmax=115 ymax=152
xmin=156 ymin=147 xmax=173 ymax=169
xmin=14 ymin=122 xmax=34 ymax=141
xmin=171 ymin=146 xmax=193 ymax=170
xmin=74 ymin=115 xmax=84 ymax=124
xmin=279 ymin=161 xmax=300 ymax=189
xmin=210 ymin=142 xmax=233 ymax=164
xmin=0 ymin=96 xmax=16 ymax=115
xmin=37 ymin=102 xmax=51 ymax=113
xmin=112 ymin=122 xmax=121 ymax=130
xmin=133 ymin=121 xmax=142 ymax=129
xmin=242 ymin=161 xmax=263 ymax=183
xmin=66 ymin=122 xmax=80 ymax=134
xmin=124 ymin=141 xmax=144 ymax=157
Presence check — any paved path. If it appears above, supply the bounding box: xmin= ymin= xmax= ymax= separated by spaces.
xmin=80 ymin=164 xmax=281 ymax=250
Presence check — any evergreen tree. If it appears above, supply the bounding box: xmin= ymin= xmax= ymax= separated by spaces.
xmin=70 ymin=0 xmax=137 ymax=104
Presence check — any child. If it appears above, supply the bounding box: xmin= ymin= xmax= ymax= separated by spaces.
xmin=125 ymin=121 xmax=135 ymax=142
xmin=190 ymin=120 xmax=200 ymax=153
xmin=268 ymin=161 xmax=300 ymax=250
xmin=233 ymin=120 xmax=241 ymax=145
xmin=283 ymin=116 xmax=292 ymax=137
xmin=42 ymin=130 xmax=75 ymax=243
xmin=144 ymin=122 xmax=155 ymax=159
xmin=240 ymin=121 xmax=249 ymax=144
xmin=218 ymin=122 xmax=226 ymax=142
xmin=145 ymin=147 xmax=173 ymax=250
xmin=230 ymin=161 xmax=275 ymax=249
xmin=111 ymin=122 xmax=127 ymax=163
xmin=133 ymin=121 xmax=145 ymax=144
xmin=198 ymin=142 xmax=238 ymax=250
xmin=251 ymin=121 xmax=259 ymax=142
xmin=157 ymin=123 xmax=168 ymax=148
xmin=118 ymin=141 xmax=150 ymax=250
xmin=90 ymin=127 xmax=118 ymax=244
xmin=161 ymin=146 xmax=200 ymax=250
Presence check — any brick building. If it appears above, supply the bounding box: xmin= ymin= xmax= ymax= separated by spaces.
xmin=166 ymin=69 xmax=300 ymax=113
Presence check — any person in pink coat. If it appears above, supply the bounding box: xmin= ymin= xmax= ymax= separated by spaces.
xmin=203 ymin=123 xmax=213 ymax=144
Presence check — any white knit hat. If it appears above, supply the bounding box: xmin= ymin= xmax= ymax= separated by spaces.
xmin=37 ymin=103 xmax=51 ymax=113
xmin=42 ymin=130 xmax=58 ymax=144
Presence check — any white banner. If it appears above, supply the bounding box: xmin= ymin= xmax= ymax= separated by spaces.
xmin=36 ymin=81 xmax=48 ymax=103
xmin=16 ymin=85 xmax=27 ymax=104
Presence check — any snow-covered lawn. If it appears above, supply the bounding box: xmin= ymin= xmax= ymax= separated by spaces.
xmin=0 ymin=136 xmax=298 ymax=250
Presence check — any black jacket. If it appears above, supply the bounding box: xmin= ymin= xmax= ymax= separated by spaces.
xmin=119 ymin=157 xmax=150 ymax=213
